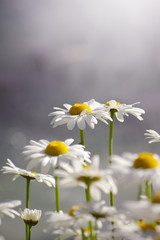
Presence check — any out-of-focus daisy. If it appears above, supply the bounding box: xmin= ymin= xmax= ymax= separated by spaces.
xmin=22 ymin=138 xmax=91 ymax=173
xmin=122 ymin=198 xmax=160 ymax=223
xmin=104 ymin=100 xmax=145 ymax=122
xmin=0 ymin=200 xmax=21 ymax=224
xmin=1 ymin=159 xmax=55 ymax=187
xmin=20 ymin=208 xmax=41 ymax=226
xmin=44 ymin=208 xmax=92 ymax=235
xmin=55 ymin=155 xmax=117 ymax=201
xmin=48 ymin=99 xmax=112 ymax=130
xmin=74 ymin=200 xmax=117 ymax=229
xmin=110 ymin=152 xmax=160 ymax=189
xmin=145 ymin=130 xmax=160 ymax=144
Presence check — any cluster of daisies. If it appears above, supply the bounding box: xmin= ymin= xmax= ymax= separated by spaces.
xmin=1 ymin=99 xmax=160 ymax=240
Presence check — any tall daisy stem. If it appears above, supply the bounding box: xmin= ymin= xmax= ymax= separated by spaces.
xmin=146 ymin=180 xmax=151 ymax=200
xmin=85 ymin=183 xmax=91 ymax=203
xmin=109 ymin=111 xmax=115 ymax=164
xmin=26 ymin=178 xmax=31 ymax=208
xmin=85 ymin=183 xmax=95 ymax=240
xmin=80 ymin=129 xmax=85 ymax=146
xmin=26 ymin=178 xmax=31 ymax=240
xmin=109 ymin=111 xmax=115 ymax=207
xmin=55 ymin=168 xmax=60 ymax=212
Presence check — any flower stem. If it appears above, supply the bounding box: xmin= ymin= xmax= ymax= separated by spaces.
xmin=55 ymin=174 xmax=60 ymax=212
xmin=28 ymin=225 xmax=31 ymax=240
xmin=26 ymin=178 xmax=31 ymax=240
xmin=146 ymin=180 xmax=151 ymax=200
xmin=85 ymin=183 xmax=91 ymax=203
xmin=109 ymin=111 xmax=115 ymax=164
xmin=137 ymin=184 xmax=142 ymax=200
xmin=80 ymin=129 xmax=85 ymax=146
xmin=26 ymin=178 xmax=31 ymax=208
xmin=55 ymin=166 xmax=60 ymax=212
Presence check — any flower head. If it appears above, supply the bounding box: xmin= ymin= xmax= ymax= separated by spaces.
xmin=56 ymin=155 xmax=117 ymax=201
xmin=20 ymin=208 xmax=41 ymax=226
xmin=0 ymin=200 xmax=21 ymax=224
xmin=111 ymin=152 xmax=160 ymax=189
xmin=105 ymin=100 xmax=145 ymax=122
xmin=22 ymin=138 xmax=90 ymax=173
xmin=49 ymin=99 xmax=112 ymax=130
xmin=1 ymin=159 xmax=55 ymax=187
xmin=145 ymin=130 xmax=160 ymax=144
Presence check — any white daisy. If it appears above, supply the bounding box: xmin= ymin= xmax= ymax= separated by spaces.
xmin=44 ymin=208 xmax=92 ymax=235
xmin=104 ymin=100 xmax=145 ymax=122
xmin=122 ymin=199 xmax=160 ymax=223
xmin=1 ymin=159 xmax=55 ymax=187
xmin=74 ymin=200 xmax=117 ymax=229
xmin=145 ymin=130 xmax=160 ymax=144
xmin=48 ymin=99 xmax=112 ymax=130
xmin=55 ymin=155 xmax=117 ymax=201
xmin=20 ymin=208 xmax=41 ymax=226
xmin=22 ymin=138 xmax=91 ymax=173
xmin=0 ymin=200 xmax=21 ymax=224
xmin=110 ymin=152 xmax=160 ymax=189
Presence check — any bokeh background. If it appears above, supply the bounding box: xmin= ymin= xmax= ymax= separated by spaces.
xmin=1 ymin=0 xmax=160 ymax=239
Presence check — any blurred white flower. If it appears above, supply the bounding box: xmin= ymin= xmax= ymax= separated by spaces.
xmin=44 ymin=209 xmax=92 ymax=235
xmin=2 ymin=159 xmax=55 ymax=187
xmin=23 ymin=138 xmax=90 ymax=173
xmin=105 ymin=100 xmax=145 ymax=122
xmin=145 ymin=130 xmax=160 ymax=144
xmin=0 ymin=200 xmax=21 ymax=224
xmin=56 ymin=155 xmax=117 ymax=201
xmin=48 ymin=99 xmax=112 ymax=130
xmin=20 ymin=208 xmax=41 ymax=226
xmin=111 ymin=152 xmax=160 ymax=189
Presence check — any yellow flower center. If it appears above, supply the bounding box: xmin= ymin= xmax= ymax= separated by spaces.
xmin=69 ymin=103 xmax=92 ymax=115
xmin=133 ymin=152 xmax=159 ymax=169
xmin=45 ymin=141 xmax=68 ymax=156
xmin=157 ymin=236 xmax=160 ymax=240
xmin=83 ymin=165 xmax=91 ymax=170
xmin=152 ymin=193 xmax=160 ymax=204
xmin=105 ymin=101 xmax=120 ymax=106
xmin=31 ymin=171 xmax=37 ymax=175
xmin=139 ymin=221 xmax=156 ymax=231
xmin=68 ymin=205 xmax=79 ymax=216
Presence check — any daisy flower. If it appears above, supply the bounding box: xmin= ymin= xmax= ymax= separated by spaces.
xmin=74 ymin=200 xmax=117 ymax=229
xmin=110 ymin=152 xmax=160 ymax=189
xmin=104 ymin=100 xmax=145 ymax=122
xmin=0 ymin=200 xmax=21 ymax=224
xmin=44 ymin=208 xmax=92 ymax=235
xmin=20 ymin=208 xmax=41 ymax=226
xmin=22 ymin=138 xmax=91 ymax=173
xmin=145 ymin=130 xmax=160 ymax=143
xmin=48 ymin=99 xmax=112 ymax=130
xmin=55 ymin=155 xmax=117 ymax=201
xmin=1 ymin=159 xmax=55 ymax=187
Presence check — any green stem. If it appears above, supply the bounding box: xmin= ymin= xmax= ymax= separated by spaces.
xmin=26 ymin=225 xmax=29 ymax=240
xmin=109 ymin=111 xmax=115 ymax=164
xmin=89 ymin=220 xmax=95 ymax=240
xmin=28 ymin=225 xmax=31 ymax=240
xmin=81 ymin=228 xmax=87 ymax=240
xmin=55 ymin=174 xmax=60 ymax=212
xmin=85 ymin=183 xmax=91 ymax=203
xmin=110 ymin=191 xmax=114 ymax=207
xmin=26 ymin=178 xmax=31 ymax=208
xmin=26 ymin=178 xmax=31 ymax=240
xmin=80 ymin=129 xmax=85 ymax=146
xmin=146 ymin=180 xmax=151 ymax=200
xmin=137 ymin=184 xmax=142 ymax=200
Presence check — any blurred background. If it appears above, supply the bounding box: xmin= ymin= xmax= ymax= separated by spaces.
xmin=1 ymin=0 xmax=160 ymax=239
